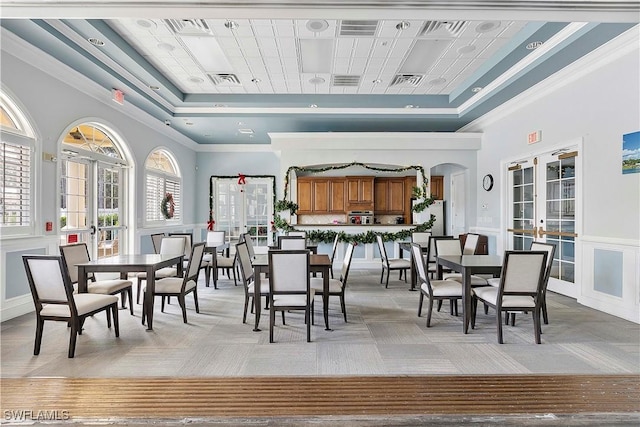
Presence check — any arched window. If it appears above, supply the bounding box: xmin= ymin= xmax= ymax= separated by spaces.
xmin=0 ymin=91 xmax=35 ymax=234
xmin=145 ymin=149 xmax=181 ymax=222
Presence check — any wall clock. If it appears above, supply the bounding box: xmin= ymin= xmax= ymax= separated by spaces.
xmin=482 ymin=174 xmax=494 ymax=191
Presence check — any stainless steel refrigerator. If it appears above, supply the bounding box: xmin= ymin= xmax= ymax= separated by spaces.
xmin=428 ymin=200 xmax=446 ymax=236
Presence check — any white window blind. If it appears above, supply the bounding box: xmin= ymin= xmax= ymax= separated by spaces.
xmin=0 ymin=140 xmax=31 ymax=227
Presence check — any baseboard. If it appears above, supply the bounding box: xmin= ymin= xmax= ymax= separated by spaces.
xmin=578 ymin=294 xmax=640 ymax=324
xmin=1 ymin=295 xmax=33 ymax=322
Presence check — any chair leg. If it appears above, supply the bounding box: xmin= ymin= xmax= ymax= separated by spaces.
xmin=385 ymin=269 xmax=390 ymax=288
xmin=281 ymin=310 xmax=286 ymax=325
xmin=269 ymin=307 xmax=275 ymax=343
xmin=127 ymin=289 xmax=134 ymax=315
xmin=452 ymin=299 xmax=458 ymax=317
xmin=68 ymin=320 xmax=79 ymax=358
xmin=437 ymin=300 xmax=443 ymax=312
xmin=112 ymin=304 xmax=120 ymax=337
xmin=136 ymin=278 xmax=143 ymax=304
xmin=496 ymin=310 xmax=504 ymax=344
xmin=533 ymin=307 xmax=542 ymax=344
xmin=205 ymin=266 xmax=211 ymax=287
xmin=484 ymin=303 xmax=489 ymax=315
xmin=161 ymin=296 xmax=166 ymax=312
xmin=542 ymin=297 xmax=549 ymax=325
xmin=193 ymin=288 xmax=200 ymax=313
xmin=471 ymin=298 xmax=477 ymax=329
xmin=449 ymin=300 xmax=454 ymax=315
xmin=418 ymin=292 xmax=424 ymax=317
xmin=34 ymin=317 xmax=44 ymax=355
xmin=178 ymin=295 xmax=188 ymax=323
xmin=380 ymin=268 xmax=384 ymax=284
xmin=232 ymin=267 xmax=237 ymax=286
xmin=340 ymin=294 xmax=347 ymax=322
xmin=510 ymin=312 xmax=516 ymax=326
xmin=306 ymin=306 xmax=311 ymax=343
xmin=426 ymin=297 xmax=434 ymax=327
xmin=243 ymin=295 xmax=249 ymax=323
xmin=311 ymin=299 xmax=315 ymax=325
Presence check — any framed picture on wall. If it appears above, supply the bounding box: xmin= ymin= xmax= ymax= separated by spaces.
xmin=622 ymin=131 xmax=640 ymax=175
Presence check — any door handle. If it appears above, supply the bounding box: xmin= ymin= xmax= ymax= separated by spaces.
xmin=538 ymin=226 xmax=545 ymax=238
xmin=89 ymin=225 xmax=97 ymax=235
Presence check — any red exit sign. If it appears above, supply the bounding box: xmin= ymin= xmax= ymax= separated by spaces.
xmin=112 ymin=88 xmax=125 ymax=105
xmin=527 ymin=130 xmax=542 ymax=144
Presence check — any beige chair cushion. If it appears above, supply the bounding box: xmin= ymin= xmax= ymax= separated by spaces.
xmin=387 ymin=259 xmax=411 ymax=269
xmin=216 ymin=257 xmax=235 ymax=268
xmin=473 ymin=286 xmax=536 ymax=308
xmin=272 ymin=294 xmax=307 ymax=307
xmin=87 ymin=279 xmax=132 ymax=294
xmin=40 ymin=294 xmax=118 ymax=317
xmin=136 ymin=267 xmax=178 ymax=280
xmin=486 ymin=277 xmax=501 ymax=287
xmin=421 ymin=280 xmax=462 ymax=297
xmin=444 ymin=273 xmax=488 ymax=286
xmin=144 ymin=278 xmax=196 ymax=294
xmin=310 ymin=277 xmax=343 ymax=293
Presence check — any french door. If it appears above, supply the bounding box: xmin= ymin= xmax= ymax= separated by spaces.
xmin=60 ymin=157 xmax=126 ymax=259
xmin=213 ymin=177 xmax=274 ymax=249
xmin=507 ymin=146 xmax=580 ymax=297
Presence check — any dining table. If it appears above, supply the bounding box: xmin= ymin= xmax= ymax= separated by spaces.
xmin=76 ymin=254 xmax=184 ymax=331
xmin=436 ymin=255 xmax=503 ymax=334
xmin=252 ymin=253 xmax=332 ymax=332
xmin=205 ymin=241 xmax=230 ymax=288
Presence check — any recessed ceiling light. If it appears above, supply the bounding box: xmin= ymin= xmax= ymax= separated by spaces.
xmin=238 ymin=128 xmax=254 ymax=134
xmin=457 ymin=45 xmax=476 ymax=54
xmin=224 ymin=20 xmax=239 ymax=30
xmin=396 ymin=21 xmax=410 ymax=30
xmin=148 ymin=85 xmax=161 ymax=90
xmin=157 ymin=42 xmax=175 ymax=51
xmin=238 ymin=122 xmax=245 ymax=126
xmin=405 ymin=104 xmax=415 ymax=108
xmin=136 ymin=19 xmax=156 ymax=29
xmin=88 ymin=37 xmax=105 ymax=46
xmin=475 ymin=21 xmax=501 ymax=33
xmin=428 ymin=77 xmax=446 ymax=86
xmin=372 ymin=79 xmax=382 ymax=84
xmin=526 ymin=41 xmax=544 ymax=50
xmin=214 ymin=104 xmax=228 ymax=107
xmin=188 ymin=76 xmax=204 ymax=84
xmin=306 ymin=20 xmax=329 ymax=33
xmin=185 ymin=122 xmax=194 ymax=126
xmin=251 ymin=78 xmax=261 ymax=83
xmin=471 ymin=86 xmax=483 ymax=93
xmin=309 ymin=77 xmax=325 ymax=85
xmin=309 ymin=104 xmax=318 ymax=108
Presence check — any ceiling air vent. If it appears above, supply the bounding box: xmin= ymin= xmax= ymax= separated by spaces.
xmin=419 ymin=21 xmax=467 ymax=37
xmin=207 ymin=73 xmax=242 ymax=86
xmin=390 ymin=74 xmax=425 ymax=87
xmin=339 ymin=20 xmax=379 ymax=36
xmin=164 ymin=19 xmax=212 ymax=36
xmin=331 ymin=75 xmax=361 ymax=87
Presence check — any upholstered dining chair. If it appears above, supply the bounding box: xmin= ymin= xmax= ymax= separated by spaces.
xmin=22 ymin=255 xmax=120 ymax=358
xmin=412 ymin=243 xmax=463 ymax=327
xmin=240 ymin=232 xmax=256 ymax=260
xmin=471 ymin=250 xmax=548 ymax=344
xmin=150 ymin=233 xmax=165 ymax=254
xmin=268 ymin=249 xmax=311 ymax=343
xmin=205 ymin=230 xmax=236 ymax=287
xmin=60 ymin=242 xmax=134 ymax=315
xmin=169 ymin=232 xmax=210 ymax=287
xmin=310 ymin=242 xmax=354 ymax=323
xmin=425 ymin=235 xmax=453 ymax=278
xmin=141 ymin=242 xmax=206 ymax=324
xmin=436 ymin=238 xmax=488 ymax=287
xmin=278 ymin=235 xmax=307 ymax=250
xmin=136 ymin=236 xmax=185 ymax=303
xmin=462 ymin=233 xmax=481 ymax=254
xmin=375 ymin=234 xmax=410 ymax=288
xmin=287 ymin=231 xmax=307 ymax=239
xmin=328 ymin=233 xmax=340 ymax=279
xmin=411 ymin=231 xmax=432 ymax=246
xmin=236 ymin=241 xmax=270 ymax=324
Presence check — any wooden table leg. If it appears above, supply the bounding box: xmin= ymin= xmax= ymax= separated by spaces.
xmin=145 ymin=266 xmax=155 ymax=331
xmin=463 ymin=269 xmax=471 ymax=334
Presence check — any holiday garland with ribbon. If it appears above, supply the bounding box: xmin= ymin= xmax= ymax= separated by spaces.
xmin=273 ymin=162 xmax=436 ymax=244
xmin=160 ymin=192 xmax=175 ymax=219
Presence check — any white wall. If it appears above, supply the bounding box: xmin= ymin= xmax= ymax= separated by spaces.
xmin=466 ymin=28 xmax=640 ymax=322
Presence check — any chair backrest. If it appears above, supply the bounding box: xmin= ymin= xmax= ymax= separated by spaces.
xmin=530 ymin=242 xmax=556 ymax=284
xmin=242 ymin=232 xmax=256 ymax=259
xmin=23 ymin=255 xmax=75 ymax=313
xmin=206 ymin=230 xmax=226 ymax=246
xmin=411 ymin=243 xmax=431 ymax=290
xmin=435 ymin=238 xmax=462 ymax=257
xmin=462 ymin=233 xmax=480 ymax=255
xmin=426 ymin=235 xmax=453 ymax=263
xmin=151 ymin=233 xmax=165 ymax=254
xmin=287 ymin=231 xmax=307 ymax=238
xmin=59 ymin=243 xmax=91 ymax=284
xmin=268 ymin=250 xmax=310 ymax=294
xmin=339 ymin=242 xmax=356 ymax=285
xmin=499 ymin=251 xmax=548 ymax=297
xmin=160 ymin=236 xmax=186 ymax=255
xmin=375 ymin=234 xmax=388 ymax=264
xmin=412 ymin=232 xmax=431 ymax=245
xmin=279 ymin=236 xmax=306 ymax=250
xmin=235 ymin=241 xmax=254 ymax=289
xmin=169 ymin=232 xmax=193 ymax=257
xmin=330 ymin=233 xmax=340 ymax=263
xmin=182 ymin=242 xmax=206 ymax=291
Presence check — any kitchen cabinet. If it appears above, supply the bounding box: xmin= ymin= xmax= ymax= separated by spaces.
xmin=374 ymin=178 xmax=406 ymax=214
xmin=346 ymin=176 xmax=374 ymax=210
xmin=430 ymin=175 xmax=444 ymax=200
xmin=297 ymin=177 xmax=346 ymax=214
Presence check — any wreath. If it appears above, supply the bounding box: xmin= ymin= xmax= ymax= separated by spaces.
xmin=160 ymin=192 xmax=175 ymax=219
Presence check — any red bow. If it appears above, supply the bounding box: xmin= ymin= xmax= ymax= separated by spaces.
xmin=238 ymin=174 xmax=246 ymax=185
xmin=207 ymin=219 xmax=215 ymax=231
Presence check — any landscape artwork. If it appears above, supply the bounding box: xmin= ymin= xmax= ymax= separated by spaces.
xmin=622 ymin=131 xmax=640 ymax=174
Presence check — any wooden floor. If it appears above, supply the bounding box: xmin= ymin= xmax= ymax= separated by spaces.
xmin=2 ymin=375 xmax=639 ymax=423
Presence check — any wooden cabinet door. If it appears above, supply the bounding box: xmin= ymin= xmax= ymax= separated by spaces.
xmin=388 ymin=179 xmax=405 ymax=213
xmin=361 ymin=177 xmax=374 ymax=204
xmin=347 ymin=179 xmax=360 ymax=203
xmin=329 ymin=179 xmax=346 ymax=213
xmin=297 ymin=179 xmax=313 ymax=213
xmin=430 ymin=175 xmax=444 ymax=200
xmin=312 ymin=180 xmax=330 ymax=213
xmin=374 ymin=180 xmax=388 ymax=212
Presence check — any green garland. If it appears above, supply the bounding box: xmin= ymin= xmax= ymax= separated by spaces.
xmin=274 ymin=162 xmax=436 ymax=244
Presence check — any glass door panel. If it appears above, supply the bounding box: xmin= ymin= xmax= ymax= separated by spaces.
xmin=244 ymin=180 xmax=271 ymax=249
xmin=59 ymin=159 xmax=93 ymax=249
xmin=97 ymin=162 xmax=125 ymax=258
